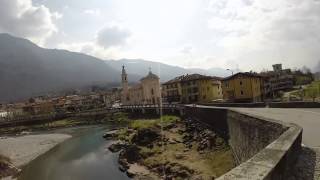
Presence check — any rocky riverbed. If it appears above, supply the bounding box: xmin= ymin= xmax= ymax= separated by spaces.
xmin=104 ymin=115 xmax=234 ymax=180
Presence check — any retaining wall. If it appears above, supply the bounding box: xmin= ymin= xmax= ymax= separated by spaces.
xmin=185 ymin=105 xmax=302 ymax=180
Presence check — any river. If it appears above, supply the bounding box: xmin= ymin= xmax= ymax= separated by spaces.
xmin=18 ymin=126 xmax=130 ymax=180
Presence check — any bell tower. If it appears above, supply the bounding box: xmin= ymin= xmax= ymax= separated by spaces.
xmin=121 ymin=65 xmax=128 ymax=104
xmin=122 ymin=65 xmax=128 ymax=91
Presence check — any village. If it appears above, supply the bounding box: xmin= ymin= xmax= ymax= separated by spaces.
xmin=0 ymin=63 xmax=317 ymax=120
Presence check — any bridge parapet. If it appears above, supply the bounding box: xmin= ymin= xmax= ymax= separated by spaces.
xmin=185 ymin=105 xmax=302 ymax=180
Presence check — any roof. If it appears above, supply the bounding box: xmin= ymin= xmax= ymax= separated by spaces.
xmin=222 ymin=72 xmax=263 ymax=81
xmin=181 ymin=74 xmax=213 ymax=82
xmin=140 ymin=71 xmax=159 ymax=81
xmin=163 ymin=74 xmax=223 ymax=84
xmin=163 ymin=75 xmax=185 ymax=85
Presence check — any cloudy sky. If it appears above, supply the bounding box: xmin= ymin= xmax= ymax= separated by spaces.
xmin=1 ymin=0 xmax=320 ymax=72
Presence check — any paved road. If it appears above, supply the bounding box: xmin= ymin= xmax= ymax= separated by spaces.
xmin=231 ymin=108 xmax=320 ymax=148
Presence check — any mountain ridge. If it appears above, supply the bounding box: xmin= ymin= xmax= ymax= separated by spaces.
xmin=0 ymin=33 xmax=230 ymax=102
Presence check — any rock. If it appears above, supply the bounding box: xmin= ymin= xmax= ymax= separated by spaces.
xmin=175 ymin=153 xmax=186 ymax=160
xmin=20 ymin=131 xmax=31 ymax=135
xmin=103 ymin=130 xmax=118 ymax=139
xmin=146 ymin=144 xmax=153 ymax=149
xmin=118 ymin=157 xmax=129 ymax=169
xmin=163 ymin=123 xmax=177 ymax=130
xmin=108 ymin=141 xmax=126 ymax=153
xmin=168 ymin=139 xmax=176 ymax=144
xmin=186 ymin=143 xmax=192 ymax=149
xmin=164 ymin=163 xmax=194 ymax=178
xmin=126 ymin=170 xmax=135 ymax=178
xmin=119 ymin=165 xmax=126 ymax=172
xmin=119 ymin=145 xmax=141 ymax=163
xmin=131 ymin=128 xmax=160 ymax=146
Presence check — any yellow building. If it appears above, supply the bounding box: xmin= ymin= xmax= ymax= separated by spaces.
xmin=199 ymin=78 xmax=223 ymax=103
xmin=180 ymin=74 xmax=223 ymax=103
xmin=221 ymin=72 xmax=263 ymax=102
xmin=162 ymin=76 xmax=184 ymax=103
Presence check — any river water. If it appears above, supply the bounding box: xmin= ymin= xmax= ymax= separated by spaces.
xmin=18 ymin=126 xmax=130 ymax=180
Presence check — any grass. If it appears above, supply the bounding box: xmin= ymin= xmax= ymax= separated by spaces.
xmin=109 ymin=112 xmax=130 ymax=122
xmin=141 ymin=137 xmax=234 ymax=179
xmin=130 ymin=115 xmax=180 ymax=130
xmin=286 ymin=81 xmax=320 ymax=101
xmin=135 ymin=120 xmax=234 ymax=179
xmin=303 ymin=81 xmax=320 ymax=101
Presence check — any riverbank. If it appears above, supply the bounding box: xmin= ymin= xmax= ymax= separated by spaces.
xmin=0 ymin=127 xmax=73 ymax=179
xmin=0 ymin=133 xmax=71 ymax=168
xmin=106 ymin=115 xmax=234 ymax=179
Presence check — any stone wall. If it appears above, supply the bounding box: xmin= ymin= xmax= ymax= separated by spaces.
xmin=185 ymin=105 xmax=302 ymax=180
xmin=268 ymin=101 xmax=320 ymax=108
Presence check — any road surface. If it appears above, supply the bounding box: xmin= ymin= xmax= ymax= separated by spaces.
xmin=231 ymin=108 xmax=320 ymax=148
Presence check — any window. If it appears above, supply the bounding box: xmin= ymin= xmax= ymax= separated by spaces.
xmin=240 ymin=81 xmax=242 ymax=85
xmin=241 ymin=90 xmax=244 ymax=95
xmin=225 ymin=82 xmax=229 ymax=87
xmin=151 ymin=88 xmax=154 ymax=95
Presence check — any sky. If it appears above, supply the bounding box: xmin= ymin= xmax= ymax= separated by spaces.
xmin=0 ymin=0 xmax=320 ymax=72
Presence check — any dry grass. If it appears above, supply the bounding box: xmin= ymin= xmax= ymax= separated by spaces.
xmin=138 ymin=122 xmax=234 ymax=179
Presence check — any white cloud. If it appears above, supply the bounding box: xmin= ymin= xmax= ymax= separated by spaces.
xmin=0 ymin=0 xmax=60 ymax=45
xmin=96 ymin=26 xmax=131 ymax=49
xmin=57 ymin=25 xmax=131 ymax=60
xmin=14 ymin=0 xmax=320 ymax=71
xmin=205 ymin=0 xmax=320 ymax=70
xmin=83 ymin=9 xmax=101 ymax=16
xmin=180 ymin=45 xmax=193 ymax=54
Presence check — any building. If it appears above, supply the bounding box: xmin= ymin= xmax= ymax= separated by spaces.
xmin=162 ymin=75 xmax=184 ymax=103
xmin=180 ymin=74 xmax=223 ymax=104
xmin=121 ymin=66 xmax=161 ymax=105
xmin=221 ymin=72 xmax=263 ymax=102
xmin=260 ymin=64 xmax=294 ymax=98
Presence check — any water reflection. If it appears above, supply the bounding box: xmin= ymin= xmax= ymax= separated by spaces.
xmin=19 ymin=126 xmax=130 ymax=180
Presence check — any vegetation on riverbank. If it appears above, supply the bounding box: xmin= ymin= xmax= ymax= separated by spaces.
xmin=109 ymin=115 xmax=234 ymax=179
xmin=0 ymin=112 xmax=129 ymax=135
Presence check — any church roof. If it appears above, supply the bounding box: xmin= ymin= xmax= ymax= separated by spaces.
xmin=140 ymin=70 xmax=159 ymax=81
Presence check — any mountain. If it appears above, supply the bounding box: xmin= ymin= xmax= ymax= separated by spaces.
xmin=107 ymin=59 xmax=230 ymax=82
xmin=0 ymin=33 xmax=230 ymax=102
xmin=0 ymin=33 xmax=127 ymax=102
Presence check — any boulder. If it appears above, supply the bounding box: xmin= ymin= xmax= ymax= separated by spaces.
xmin=131 ymin=128 xmax=160 ymax=146
xmin=119 ymin=145 xmax=141 ymax=164
xmin=103 ymin=130 xmax=118 ymax=139
xmin=108 ymin=141 xmax=127 ymax=153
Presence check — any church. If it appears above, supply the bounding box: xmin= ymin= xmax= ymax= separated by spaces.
xmin=121 ymin=66 xmax=161 ymax=105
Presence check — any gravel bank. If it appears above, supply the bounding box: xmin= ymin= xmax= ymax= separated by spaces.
xmin=0 ymin=133 xmax=71 ymax=167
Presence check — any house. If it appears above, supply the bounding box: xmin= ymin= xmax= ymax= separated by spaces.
xmin=162 ymin=75 xmax=184 ymax=103
xmin=260 ymin=64 xmax=294 ymax=98
xmin=180 ymin=74 xmax=223 ymax=103
xmin=222 ymin=72 xmax=263 ymax=102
